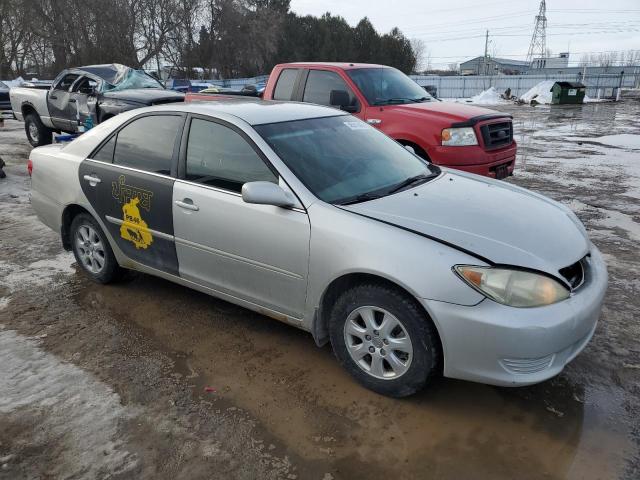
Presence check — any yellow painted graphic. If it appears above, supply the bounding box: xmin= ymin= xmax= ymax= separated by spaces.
xmin=120 ymin=197 xmax=153 ymax=249
xmin=112 ymin=175 xmax=153 ymax=211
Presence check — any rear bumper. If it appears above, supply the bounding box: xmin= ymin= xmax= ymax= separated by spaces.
xmin=423 ymin=246 xmax=608 ymax=387
xmin=428 ymin=141 xmax=517 ymax=178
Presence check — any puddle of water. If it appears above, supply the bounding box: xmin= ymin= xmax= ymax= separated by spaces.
xmin=75 ymin=274 xmax=634 ymax=479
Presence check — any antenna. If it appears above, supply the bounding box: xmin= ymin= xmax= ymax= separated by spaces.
xmin=526 ymin=0 xmax=547 ymax=67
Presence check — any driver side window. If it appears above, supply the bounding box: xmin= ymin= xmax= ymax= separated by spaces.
xmin=303 ymin=70 xmax=359 ymax=111
xmin=185 ymin=118 xmax=277 ymax=193
xmin=72 ymin=77 xmax=98 ymax=94
xmin=54 ymin=74 xmax=80 ymax=92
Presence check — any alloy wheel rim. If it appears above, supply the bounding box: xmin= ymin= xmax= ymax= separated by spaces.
xmin=75 ymin=225 xmax=105 ymax=274
xmin=28 ymin=123 xmax=39 ymax=142
xmin=343 ymin=306 xmax=413 ymax=380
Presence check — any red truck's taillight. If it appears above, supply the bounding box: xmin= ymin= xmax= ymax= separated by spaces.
xmin=27 ymin=159 xmax=33 ymax=176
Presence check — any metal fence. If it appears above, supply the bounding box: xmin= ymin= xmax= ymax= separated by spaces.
xmin=203 ymin=72 xmax=640 ymax=99
xmin=408 ymin=72 xmax=640 ymax=99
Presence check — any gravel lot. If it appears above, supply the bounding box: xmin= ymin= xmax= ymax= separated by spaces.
xmin=1 ymin=100 xmax=639 ymax=479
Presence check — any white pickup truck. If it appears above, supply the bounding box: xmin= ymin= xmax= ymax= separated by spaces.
xmin=10 ymin=63 xmax=184 ymax=146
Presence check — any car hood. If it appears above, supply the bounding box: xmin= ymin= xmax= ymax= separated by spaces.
xmin=102 ymin=88 xmax=184 ymax=104
xmin=341 ymin=170 xmax=590 ymax=276
xmin=381 ymin=101 xmax=509 ymax=124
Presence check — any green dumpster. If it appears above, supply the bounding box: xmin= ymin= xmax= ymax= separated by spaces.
xmin=550 ymin=81 xmax=586 ymax=105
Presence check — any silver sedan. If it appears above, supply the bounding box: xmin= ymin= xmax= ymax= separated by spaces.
xmin=29 ymin=100 xmax=607 ymax=397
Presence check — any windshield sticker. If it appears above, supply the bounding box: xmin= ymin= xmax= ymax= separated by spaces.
xmin=343 ymin=121 xmax=368 ymax=131
xmin=112 ymin=175 xmax=153 ymax=211
xmin=121 ymin=198 xmax=153 ymax=249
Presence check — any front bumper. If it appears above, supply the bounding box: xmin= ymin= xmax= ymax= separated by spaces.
xmin=423 ymin=246 xmax=608 ymax=386
xmin=428 ymin=141 xmax=517 ymax=178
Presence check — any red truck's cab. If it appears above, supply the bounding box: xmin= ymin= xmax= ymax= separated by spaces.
xmin=262 ymin=63 xmax=516 ymax=178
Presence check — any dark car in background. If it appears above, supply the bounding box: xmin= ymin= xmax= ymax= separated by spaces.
xmin=0 ymin=81 xmax=11 ymax=111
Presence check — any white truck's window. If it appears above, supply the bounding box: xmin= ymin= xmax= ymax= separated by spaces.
xmin=113 ymin=115 xmax=181 ymax=175
xmin=303 ymin=70 xmax=357 ymax=108
xmin=185 ymin=119 xmax=277 ymax=192
xmin=273 ymin=69 xmax=299 ymax=101
xmin=54 ymin=74 xmax=80 ymax=91
xmin=72 ymin=77 xmax=98 ymax=94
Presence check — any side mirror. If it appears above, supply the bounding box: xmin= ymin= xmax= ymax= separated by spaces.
xmin=330 ymin=89 xmax=358 ymax=113
xmin=242 ymin=181 xmax=296 ymax=208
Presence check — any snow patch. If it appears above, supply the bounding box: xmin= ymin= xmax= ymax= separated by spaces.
xmin=0 ymin=329 xmax=138 ymax=476
xmin=0 ymin=252 xmax=75 ymax=293
xmin=585 ymin=134 xmax=640 ymax=150
xmin=520 ymin=80 xmax=555 ymax=105
xmin=469 ymin=87 xmax=506 ymax=105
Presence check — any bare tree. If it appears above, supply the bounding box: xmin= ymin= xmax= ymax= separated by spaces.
xmin=410 ymin=38 xmax=430 ymax=72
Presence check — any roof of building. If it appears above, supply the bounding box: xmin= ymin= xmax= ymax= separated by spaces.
xmin=460 ymin=56 xmax=530 ymax=67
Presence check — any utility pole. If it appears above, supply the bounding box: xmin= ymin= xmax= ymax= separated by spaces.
xmin=483 ymin=30 xmax=489 ymax=75
xmin=526 ymin=0 xmax=547 ymax=67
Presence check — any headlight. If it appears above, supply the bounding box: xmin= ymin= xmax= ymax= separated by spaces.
xmin=441 ymin=127 xmax=478 ymax=146
xmin=454 ymin=265 xmax=570 ymax=307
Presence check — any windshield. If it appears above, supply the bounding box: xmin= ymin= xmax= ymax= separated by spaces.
xmin=347 ymin=68 xmax=432 ymax=106
xmin=104 ymin=69 xmax=164 ymax=91
xmin=255 ymin=115 xmax=439 ymax=205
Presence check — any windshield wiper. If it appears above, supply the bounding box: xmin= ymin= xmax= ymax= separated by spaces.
xmin=387 ymin=173 xmax=438 ymax=194
xmin=375 ymin=97 xmax=429 ymax=105
xmin=337 ymin=191 xmax=387 ymax=206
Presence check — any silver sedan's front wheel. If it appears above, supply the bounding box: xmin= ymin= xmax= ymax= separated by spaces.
xmin=344 ymin=306 xmax=413 ymax=380
xmin=330 ymin=283 xmax=441 ymax=397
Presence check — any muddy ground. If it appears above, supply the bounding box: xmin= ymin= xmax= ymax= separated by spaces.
xmin=1 ymin=101 xmax=639 ymax=479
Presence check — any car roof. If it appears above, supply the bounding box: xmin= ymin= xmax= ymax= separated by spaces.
xmin=151 ymin=98 xmax=350 ymax=125
xmin=67 ymin=64 xmax=132 ymax=84
xmin=277 ymin=62 xmax=392 ymax=70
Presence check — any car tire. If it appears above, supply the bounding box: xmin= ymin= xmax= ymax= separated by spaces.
xmin=70 ymin=213 xmax=123 ymax=284
xmin=24 ymin=112 xmax=52 ymax=147
xmin=329 ymin=283 xmax=441 ymax=397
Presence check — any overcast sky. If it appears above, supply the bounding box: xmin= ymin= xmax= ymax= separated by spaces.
xmin=289 ymin=0 xmax=640 ymax=67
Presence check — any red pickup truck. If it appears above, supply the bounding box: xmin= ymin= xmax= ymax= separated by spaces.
xmin=187 ymin=62 xmax=517 ymax=178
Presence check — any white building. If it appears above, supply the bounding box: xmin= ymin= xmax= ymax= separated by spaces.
xmin=531 ymin=52 xmax=570 ymax=70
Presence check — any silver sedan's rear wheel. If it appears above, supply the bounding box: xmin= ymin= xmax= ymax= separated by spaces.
xmin=75 ymin=224 xmax=106 ymax=274
xmin=344 ymin=306 xmax=413 ymax=380
xmin=70 ymin=213 xmax=123 ymax=284
xmin=330 ymin=283 xmax=441 ymax=397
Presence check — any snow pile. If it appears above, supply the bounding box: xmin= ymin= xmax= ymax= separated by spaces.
xmin=520 ymin=80 xmax=554 ymax=104
xmin=469 ymin=87 xmax=504 ymax=104
xmin=2 ymin=77 xmax=24 ymax=88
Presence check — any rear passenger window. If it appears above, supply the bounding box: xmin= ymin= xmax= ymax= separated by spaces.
xmin=91 ymin=136 xmax=115 ymax=163
xmin=185 ymin=118 xmax=277 ymax=192
xmin=113 ymin=115 xmax=182 ymax=174
xmin=273 ymin=69 xmax=299 ymax=101
xmin=303 ymin=70 xmax=358 ymax=109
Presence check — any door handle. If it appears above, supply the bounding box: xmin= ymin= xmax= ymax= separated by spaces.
xmin=83 ymin=174 xmax=101 ymax=186
xmin=69 ymin=98 xmax=77 ymax=103
xmin=175 ymin=199 xmax=199 ymax=211
xmin=49 ymin=95 xmax=58 ymax=99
